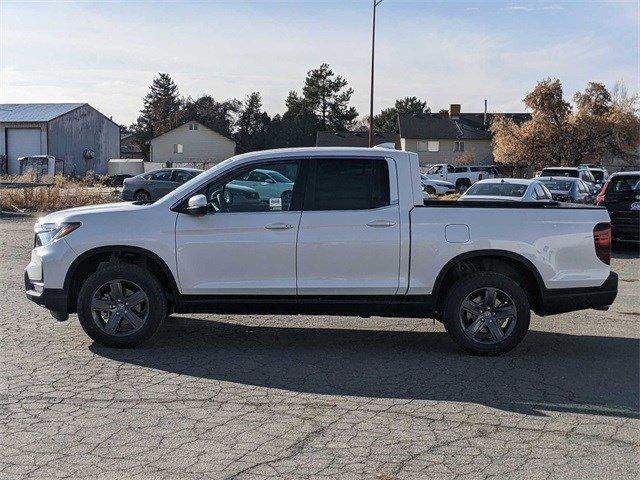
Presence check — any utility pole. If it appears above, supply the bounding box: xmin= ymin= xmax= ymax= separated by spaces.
xmin=369 ymin=0 xmax=384 ymax=148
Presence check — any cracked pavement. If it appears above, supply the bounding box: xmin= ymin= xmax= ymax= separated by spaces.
xmin=1 ymin=216 xmax=638 ymax=479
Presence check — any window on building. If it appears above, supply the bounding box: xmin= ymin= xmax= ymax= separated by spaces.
xmin=174 ymin=144 xmax=183 ymax=154
xmin=189 ymin=124 xmax=198 ymax=131
xmin=417 ymin=140 xmax=440 ymax=152
xmin=454 ymin=141 xmax=465 ymax=152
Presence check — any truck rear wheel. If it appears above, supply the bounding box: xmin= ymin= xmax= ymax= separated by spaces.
xmin=77 ymin=264 xmax=167 ymax=348
xmin=442 ymin=272 xmax=530 ymax=356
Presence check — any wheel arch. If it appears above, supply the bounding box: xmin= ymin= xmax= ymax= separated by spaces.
xmin=432 ymin=250 xmax=545 ymax=312
xmin=63 ymin=245 xmax=179 ymax=313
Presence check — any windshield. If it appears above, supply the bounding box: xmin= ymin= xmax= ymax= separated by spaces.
xmin=465 ymin=182 xmax=528 ymax=197
xmin=541 ymin=168 xmax=579 ymax=178
xmin=426 ymin=165 xmax=442 ymax=175
xmin=539 ymin=179 xmax=573 ymax=191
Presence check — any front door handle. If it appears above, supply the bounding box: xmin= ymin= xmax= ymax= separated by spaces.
xmin=366 ymin=220 xmax=396 ymax=227
xmin=265 ymin=222 xmax=293 ymax=230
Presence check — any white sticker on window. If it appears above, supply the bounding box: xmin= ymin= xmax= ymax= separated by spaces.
xmin=269 ymin=197 xmax=282 ymax=210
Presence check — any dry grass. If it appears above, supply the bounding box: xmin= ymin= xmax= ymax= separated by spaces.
xmin=439 ymin=192 xmax=461 ymax=201
xmin=0 ymin=173 xmax=119 ymax=212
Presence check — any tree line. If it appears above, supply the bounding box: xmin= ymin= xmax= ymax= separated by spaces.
xmin=127 ymin=64 xmax=430 ymax=158
xmin=128 ymin=65 xmax=639 ymax=168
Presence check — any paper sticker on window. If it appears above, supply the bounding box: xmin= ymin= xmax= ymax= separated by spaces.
xmin=269 ymin=197 xmax=282 ymax=210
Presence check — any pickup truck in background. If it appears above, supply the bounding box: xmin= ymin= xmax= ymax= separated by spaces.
xmin=423 ymin=164 xmax=502 ymax=192
xmin=25 ymin=147 xmax=617 ymax=355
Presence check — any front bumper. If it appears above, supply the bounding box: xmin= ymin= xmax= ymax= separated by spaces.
xmin=536 ymin=272 xmax=618 ymax=316
xmin=121 ymin=188 xmax=134 ymax=201
xmin=25 ymin=271 xmax=68 ymax=313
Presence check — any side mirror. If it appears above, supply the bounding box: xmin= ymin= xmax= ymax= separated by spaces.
xmin=186 ymin=194 xmax=208 ymax=216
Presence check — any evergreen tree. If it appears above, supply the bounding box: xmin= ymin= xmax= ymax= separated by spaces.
xmin=301 ymin=64 xmax=358 ymax=130
xmin=236 ymin=92 xmax=270 ymax=151
xmin=372 ymin=96 xmax=429 ymax=133
xmin=179 ymin=95 xmax=240 ymax=138
xmin=131 ymin=73 xmax=182 ymax=158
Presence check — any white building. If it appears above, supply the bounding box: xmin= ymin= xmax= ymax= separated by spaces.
xmin=150 ymin=121 xmax=236 ymax=166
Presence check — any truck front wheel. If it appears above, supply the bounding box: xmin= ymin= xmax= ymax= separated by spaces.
xmin=77 ymin=264 xmax=167 ymax=348
xmin=442 ymin=272 xmax=530 ymax=356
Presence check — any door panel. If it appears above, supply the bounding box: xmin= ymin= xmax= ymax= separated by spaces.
xmin=175 ymin=159 xmax=305 ymax=295
xmin=296 ymin=206 xmax=401 ymax=295
xmin=176 ymin=211 xmax=301 ymax=294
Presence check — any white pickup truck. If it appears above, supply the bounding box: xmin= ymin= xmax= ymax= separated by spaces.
xmin=424 ymin=164 xmax=501 ymax=192
xmin=25 ymin=147 xmax=617 ymax=355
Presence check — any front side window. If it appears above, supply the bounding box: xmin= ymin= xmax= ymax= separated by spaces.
xmin=205 ymin=161 xmax=300 ymax=213
xmin=309 ymin=158 xmax=390 ymax=211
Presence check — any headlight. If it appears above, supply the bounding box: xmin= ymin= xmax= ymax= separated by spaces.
xmin=34 ymin=221 xmax=82 ymax=247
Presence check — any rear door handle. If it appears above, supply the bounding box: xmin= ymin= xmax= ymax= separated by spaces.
xmin=366 ymin=220 xmax=396 ymax=227
xmin=265 ymin=222 xmax=293 ymax=230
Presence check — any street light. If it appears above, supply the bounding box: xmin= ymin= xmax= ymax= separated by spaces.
xmin=369 ymin=0 xmax=384 ymax=148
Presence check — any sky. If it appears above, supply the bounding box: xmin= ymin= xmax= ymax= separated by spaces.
xmin=1 ymin=0 xmax=638 ymax=126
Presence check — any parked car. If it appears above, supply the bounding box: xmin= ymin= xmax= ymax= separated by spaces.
xmin=420 ymin=175 xmax=456 ymax=195
xmin=539 ymin=167 xmax=599 ymax=194
xmin=25 ymin=147 xmax=616 ymax=356
xmin=122 ymin=168 xmax=203 ymax=202
xmin=230 ymin=168 xmax=295 ymax=208
xmin=458 ymin=178 xmax=553 ymax=202
xmin=596 ymin=171 xmax=640 ymax=243
xmin=537 ymin=177 xmax=595 ymax=204
xmin=423 ymin=164 xmax=501 ymax=192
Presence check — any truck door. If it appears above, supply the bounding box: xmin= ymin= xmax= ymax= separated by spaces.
xmin=296 ymin=157 xmax=401 ymax=296
xmin=175 ymin=159 xmax=305 ymax=295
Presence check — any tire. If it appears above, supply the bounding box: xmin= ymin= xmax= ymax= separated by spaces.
xmin=134 ymin=190 xmax=151 ymax=202
xmin=442 ymin=272 xmax=530 ymax=356
xmin=456 ymin=180 xmax=471 ymax=193
xmin=426 ymin=186 xmax=437 ymax=195
xmin=77 ymin=264 xmax=167 ymax=348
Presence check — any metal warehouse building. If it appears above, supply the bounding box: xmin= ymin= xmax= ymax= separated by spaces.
xmin=0 ymin=103 xmax=120 ymax=176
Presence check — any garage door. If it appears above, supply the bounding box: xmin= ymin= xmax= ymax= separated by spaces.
xmin=7 ymin=128 xmax=42 ymax=175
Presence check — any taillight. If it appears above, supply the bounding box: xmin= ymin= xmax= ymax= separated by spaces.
xmin=593 ymin=222 xmax=611 ymax=265
xmin=596 ymin=181 xmax=609 ymax=205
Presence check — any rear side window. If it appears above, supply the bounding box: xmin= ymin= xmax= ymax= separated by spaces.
xmin=150 ymin=170 xmax=172 ymax=181
xmin=309 ymin=158 xmax=390 ymax=211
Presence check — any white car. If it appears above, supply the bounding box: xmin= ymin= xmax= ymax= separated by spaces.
xmin=420 ymin=175 xmax=456 ymax=195
xmin=458 ymin=178 xmax=553 ymax=202
xmin=25 ymin=147 xmax=617 ymax=356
